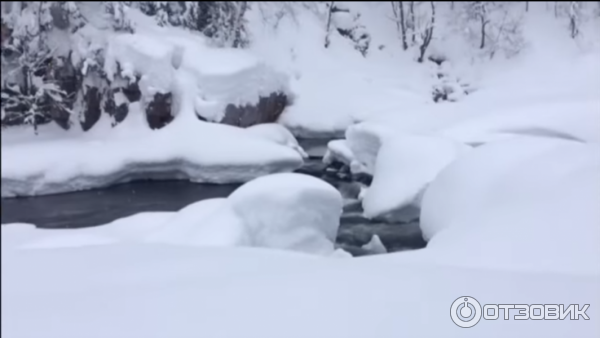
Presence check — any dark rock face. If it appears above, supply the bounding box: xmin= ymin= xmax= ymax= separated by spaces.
xmin=50 ymin=56 xmax=80 ymax=130
xmin=122 ymin=77 xmax=141 ymax=103
xmin=50 ymin=3 xmax=70 ymax=30
xmin=81 ymin=86 xmax=102 ymax=131
xmin=103 ymin=88 xmax=129 ymax=126
xmin=220 ymin=92 xmax=288 ymax=128
xmin=103 ymin=74 xmax=139 ymax=127
xmin=145 ymin=92 xmax=173 ymax=129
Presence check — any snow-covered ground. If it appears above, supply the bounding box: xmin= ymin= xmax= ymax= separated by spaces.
xmin=2 ymin=241 xmax=598 ymax=338
xmin=3 ymin=134 xmax=600 ymax=336
xmin=3 ymin=2 xmax=600 ymax=337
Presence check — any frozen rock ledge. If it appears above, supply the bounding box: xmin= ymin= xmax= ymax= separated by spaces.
xmin=1 ymin=160 xmax=301 ymax=198
xmin=1 ymin=122 xmax=304 ymax=198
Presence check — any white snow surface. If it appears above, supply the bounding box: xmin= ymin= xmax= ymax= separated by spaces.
xmin=3 ymin=3 xmax=600 ymax=337
xmin=362 ymin=134 xmax=471 ymax=222
xmin=3 ymin=137 xmax=600 ymax=336
xmin=2 ymin=241 xmax=599 ymax=338
xmin=227 ymin=173 xmax=343 ymax=255
xmin=245 ymin=123 xmax=308 ymax=159
xmin=145 ymin=198 xmax=249 ymax=248
xmin=344 ymin=122 xmax=394 ymax=175
xmin=440 ymin=100 xmax=600 ymax=146
xmin=323 ymin=139 xmax=355 ymax=166
xmin=1 ymin=116 xmax=303 ymax=197
xmin=420 ymin=136 xmax=600 ymax=275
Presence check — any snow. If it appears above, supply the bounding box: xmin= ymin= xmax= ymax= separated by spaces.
xmin=420 ymin=136 xmax=600 ymax=275
xmin=145 ymin=198 xmax=249 ymax=248
xmin=2 ymin=6 xmax=299 ymax=198
xmin=1 ymin=117 xmax=303 ymax=197
xmin=361 ymin=234 xmax=387 ymax=255
xmin=344 ymin=122 xmax=394 ymax=175
xmin=362 ymin=134 xmax=471 ymax=222
xmin=440 ymin=100 xmax=600 ymax=146
xmin=323 ymin=139 xmax=355 ymax=166
xmin=2 ymin=242 xmax=599 ymax=338
xmin=3 ymin=2 xmax=600 ymax=337
xmin=245 ymin=123 xmax=308 ymax=159
xmin=247 ymin=3 xmax=431 ymax=137
xmin=3 ymin=173 xmax=343 ymax=255
xmin=227 ymin=173 xmax=343 ymax=255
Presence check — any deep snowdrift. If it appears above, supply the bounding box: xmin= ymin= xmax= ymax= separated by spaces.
xmin=420 ymin=136 xmax=600 ymax=275
xmin=145 ymin=198 xmax=249 ymax=248
xmin=362 ymin=134 xmax=470 ymax=222
xmin=2 ymin=242 xmax=598 ymax=338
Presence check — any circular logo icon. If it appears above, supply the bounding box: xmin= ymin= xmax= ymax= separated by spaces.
xmin=450 ymin=296 xmax=482 ymax=328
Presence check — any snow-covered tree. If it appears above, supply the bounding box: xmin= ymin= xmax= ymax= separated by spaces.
xmin=324 ymin=1 xmax=335 ymax=48
xmin=325 ymin=3 xmax=371 ymax=56
xmin=416 ymin=1 xmax=435 ymax=63
xmin=181 ymin=2 xmax=249 ymax=48
xmin=568 ymin=1 xmax=581 ymax=38
xmin=104 ymin=2 xmax=135 ymax=33
xmin=456 ymin=2 xmax=525 ymax=60
xmin=49 ymin=1 xmax=86 ymax=33
xmin=1 ymin=2 xmax=72 ymax=131
xmin=390 ymin=2 xmax=408 ymax=50
xmin=135 ymin=2 xmax=184 ymax=27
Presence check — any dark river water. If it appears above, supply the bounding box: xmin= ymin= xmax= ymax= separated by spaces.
xmin=1 ymin=140 xmax=426 ymax=255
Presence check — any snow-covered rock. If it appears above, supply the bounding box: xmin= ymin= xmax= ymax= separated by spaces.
xmin=145 ymin=199 xmax=248 ymax=247
xmin=362 ymin=134 xmax=470 ymax=222
xmin=420 ymin=136 xmax=600 ymax=275
xmin=228 ymin=173 xmax=343 ymax=255
xmin=1 ymin=119 xmax=304 ymax=197
xmin=245 ymin=123 xmax=308 ymax=159
xmin=323 ymin=139 xmax=354 ymax=166
xmin=345 ymin=122 xmax=394 ymax=175
xmin=361 ymin=234 xmax=387 ymax=255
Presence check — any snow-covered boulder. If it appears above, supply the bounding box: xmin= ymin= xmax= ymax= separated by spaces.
xmin=189 ymin=60 xmax=291 ymax=128
xmin=345 ymin=122 xmax=394 ymax=175
xmin=323 ymin=139 xmax=354 ymax=166
xmin=104 ymin=33 xmax=177 ymax=130
xmin=245 ymin=123 xmax=308 ymax=159
xmin=363 ymin=134 xmax=470 ymax=222
xmin=146 ymin=199 xmax=248 ymax=247
xmin=228 ymin=173 xmax=343 ymax=255
xmin=420 ymin=136 xmax=600 ymax=275
xmin=361 ymin=234 xmax=387 ymax=255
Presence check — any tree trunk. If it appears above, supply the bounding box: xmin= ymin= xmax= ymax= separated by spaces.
xmin=399 ymin=2 xmax=408 ymax=50
xmin=410 ymin=1 xmax=416 ymax=44
xmin=480 ymin=17 xmax=486 ymax=49
xmin=526 ymin=2 xmax=529 ymax=12
xmin=417 ymin=1 xmax=435 ymax=63
xmin=324 ymin=1 xmax=335 ymax=48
